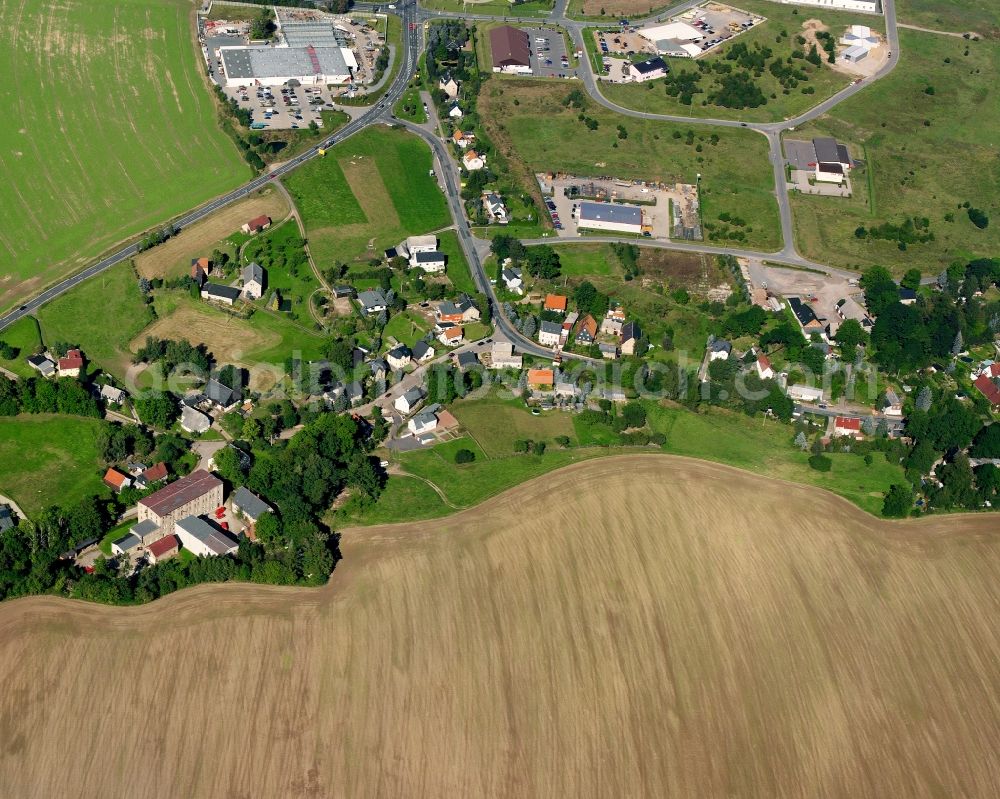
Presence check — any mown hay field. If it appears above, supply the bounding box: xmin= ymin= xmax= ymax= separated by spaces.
xmin=0 ymin=0 xmax=248 ymax=312
xmin=2 ymin=456 xmax=1000 ymax=798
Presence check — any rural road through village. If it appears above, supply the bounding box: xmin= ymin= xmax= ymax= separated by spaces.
xmin=0 ymin=0 xmax=900 ymax=361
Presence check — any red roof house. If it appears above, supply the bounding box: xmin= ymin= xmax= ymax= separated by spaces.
xmin=103 ymin=467 xmax=132 ymax=493
xmin=974 ymin=375 xmax=1000 ymax=407
xmin=139 ymin=462 xmax=168 ymax=487
xmin=834 ymin=416 xmax=863 ymax=438
xmin=58 ymin=349 xmax=84 ymax=376
xmin=147 ymin=534 xmax=180 ymax=564
xmin=544 ymin=294 xmax=568 ymax=313
xmin=243 ymin=215 xmax=272 ymax=234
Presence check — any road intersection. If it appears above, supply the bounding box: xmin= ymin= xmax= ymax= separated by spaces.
xmin=0 ymin=0 xmax=900 ymax=364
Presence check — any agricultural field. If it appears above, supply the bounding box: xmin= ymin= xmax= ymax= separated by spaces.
xmin=283 ymin=126 xmax=451 ymax=267
xmin=477 ymin=80 xmax=781 ymax=250
xmin=4 ymin=458 xmax=1000 ymax=797
xmin=0 ymin=0 xmax=249 ymax=314
xmin=788 ymin=29 xmax=1000 ymax=272
xmin=0 ymin=415 xmax=105 ymax=516
xmin=134 ymin=188 xmax=290 ymax=280
xmin=896 ymin=0 xmax=1000 ymax=35
xmin=35 ymin=262 xmax=155 ymax=381
xmin=594 ymin=1 xmax=873 ymax=123
xmin=0 ymin=317 xmax=43 ymax=378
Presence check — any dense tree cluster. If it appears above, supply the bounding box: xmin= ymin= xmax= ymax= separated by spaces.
xmin=0 ymin=374 xmax=101 ymax=418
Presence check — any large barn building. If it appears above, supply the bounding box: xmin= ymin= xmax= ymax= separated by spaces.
xmin=576 ymin=201 xmax=645 ymax=235
xmin=489 ymin=26 xmax=531 ymax=74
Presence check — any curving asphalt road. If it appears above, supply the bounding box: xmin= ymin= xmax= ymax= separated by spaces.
xmin=0 ymin=0 xmax=899 ymax=337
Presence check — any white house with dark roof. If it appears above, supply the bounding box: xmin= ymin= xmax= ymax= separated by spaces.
xmin=627 ymin=56 xmax=668 ymax=82
xmin=231 ymin=486 xmax=273 ymax=523
xmin=242 ymin=262 xmax=265 ymax=300
xmin=408 ymin=409 xmax=438 ymax=435
xmin=412 ymin=340 xmax=435 ymax=363
xmin=386 ymin=344 xmax=412 ymax=371
xmin=709 ymin=339 xmax=732 ymax=361
xmin=175 ymin=515 xmax=239 ymax=558
xmin=201 ymin=283 xmax=242 ymax=306
xmin=538 ymin=321 xmax=562 ymax=347
xmin=357 ymin=290 xmax=388 ymax=316
xmin=411 ymin=251 xmax=447 ymax=273
xmin=395 ymin=386 xmax=425 ymax=415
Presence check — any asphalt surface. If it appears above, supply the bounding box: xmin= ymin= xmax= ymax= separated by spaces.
xmin=1 ymin=0 xmax=900 ymax=335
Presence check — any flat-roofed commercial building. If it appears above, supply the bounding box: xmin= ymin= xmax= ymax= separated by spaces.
xmin=219 ymin=44 xmax=358 ymax=87
xmin=577 ymin=201 xmax=644 ymax=235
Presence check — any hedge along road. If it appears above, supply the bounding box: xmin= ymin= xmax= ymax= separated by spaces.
xmin=0 ymin=0 xmax=900 ymax=335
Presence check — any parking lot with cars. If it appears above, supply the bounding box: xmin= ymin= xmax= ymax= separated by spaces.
xmin=528 ymin=27 xmax=575 ymax=79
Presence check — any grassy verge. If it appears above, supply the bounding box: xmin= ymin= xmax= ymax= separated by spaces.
xmin=394 ymin=85 xmax=428 ymax=123
xmin=788 ymin=29 xmax=1000 ymax=271
xmin=896 ymin=0 xmax=1000 ymax=33
xmin=0 ymin=317 xmax=43 ymax=378
xmin=440 ymin=230 xmax=477 ymax=295
xmin=422 ymin=0 xmax=553 ymax=17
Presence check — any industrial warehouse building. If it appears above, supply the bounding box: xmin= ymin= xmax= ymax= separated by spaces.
xmin=137 ymin=470 xmax=224 ymax=534
xmin=576 ymin=201 xmax=645 ymax=235
xmin=219 ymin=44 xmax=358 ymax=86
xmin=490 ymin=26 xmax=531 ymax=74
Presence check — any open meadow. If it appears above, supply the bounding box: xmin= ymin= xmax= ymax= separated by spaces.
xmin=3 ymin=457 xmax=1000 ymax=797
xmin=283 ymin=126 xmax=451 ymax=267
xmin=0 ymin=415 xmax=104 ymax=516
xmin=478 ymin=79 xmax=781 ymax=250
xmin=789 ymin=28 xmax=1000 ymax=272
xmin=896 ymin=0 xmax=1000 ymax=35
xmin=0 ymin=0 xmax=248 ymax=313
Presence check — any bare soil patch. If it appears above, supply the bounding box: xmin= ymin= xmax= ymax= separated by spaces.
xmin=134 ymin=188 xmax=290 ymax=279
xmin=2 ymin=457 xmax=1000 ymax=798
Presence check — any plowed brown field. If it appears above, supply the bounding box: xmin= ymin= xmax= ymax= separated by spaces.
xmin=2 ymin=456 xmax=999 ymax=798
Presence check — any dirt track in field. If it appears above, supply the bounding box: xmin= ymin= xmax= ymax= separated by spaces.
xmin=2 ymin=455 xmax=1000 ymax=798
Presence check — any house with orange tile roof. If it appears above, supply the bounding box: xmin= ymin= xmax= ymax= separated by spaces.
xmin=103 ymin=467 xmax=132 ymax=494
xmin=527 ymin=368 xmax=554 ymax=390
xmin=544 ymin=294 xmax=568 ymax=313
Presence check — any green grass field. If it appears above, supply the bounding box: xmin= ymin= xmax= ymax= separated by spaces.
xmin=383 ymin=309 xmax=432 ymax=348
xmin=593 ymin=1 xmax=871 ymax=123
xmin=896 ymin=0 xmax=1000 ymax=34
xmin=242 ymin=219 xmax=320 ymax=326
xmin=0 ymin=0 xmax=249 ymax=314
xmin=478 ymin=79 xmax=781 ymax=250
xmin=453 ymin=397 xmax=577 ymax=457
xmin=439 ymin=230 xmax=476 ymax=295
xmin=284 ymin=126 xmax=451 ymax=266
xmin=0 ymin=415 xmax=106 ymax=517
xmin=35 ymin=261 xmax=154 ymax=380
xmin=789 ymin=29 xmax=1000 ymax=271
xmin=421 ymin=0 xmax=552 ymax=17
xmin=0 ymin=317 xmax=43 ymax=378
xmin=393 ymin=86 xmax=428 ymax=124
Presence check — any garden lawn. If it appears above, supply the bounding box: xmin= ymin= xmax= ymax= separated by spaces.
xmin=0 ymin=317 xmax=43 ymax=378
xmin=384 ymin=310 xmax=432 ymax=348
xmin=451 ymin=397 xmax=577 ymax=457
xmin=0 ymin=415 xmax=105 ymax=517
xmin=478 ymin=80 xmax=781 ymax=251
xmin=0 ymin=0 xmax=248 ymax=314
xmin=440 ymin=230 xmax=476 ymax=295
xmin=334 ymin=475 xmax=450 ymax=526
xmin=789 ymin=29 xmax=1000 ymax=272
xmin=36 ymin=261 xmax=155 ymax=380
xmin=242 ymin=219 xmax=320 ymax=326
xmin=283 ymin=126 xmax=451 ymax=266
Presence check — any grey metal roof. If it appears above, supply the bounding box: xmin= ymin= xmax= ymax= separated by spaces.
xmin=401 ymin=386 xmax=425 ymax=405
xmin=221 ymin=45 xmax=354 ymax=81
xmin=242 ymin=261 xmax=264 ymax=284
xmin=813 ymin=137 xmax=845 ymax=164
xmin=388 ymin=344 xmax=412 ymax=359
xmin=414 ymin=250 xmax=446 ymax=263
xmin=0 ymin=506 xmax=13 ymax=533
xmin=412 ymin=341 xmax=432 ymax=360
xmin=131 ymin=519 xmax=160 ymax=539
xmin=622 ymin=321 xmax=642 ymax=342
xmin=411 ymin=409 xmax=438 ymax=428
xmin=232 ymin=487 xmax=272 ymax=520
xmin=280 ymin=21 xmax=346 ymax=48
xmin=711 ymin=339 xmax=732 ymax=353
xmin=113 ymin=533 xmax=142 ymax=552
xmin=345 ymin=381 xmax=364 ymax=399
xmin=540 ymin=321 xmax=562 ymax=335
xmin=438 ymin=301 xmax=460 ymax=316
xmin=205 ymin=379 xmax=235 ymax=407
xmin=175 ymin=515 xmax=238 ymax=556
xmin=203 ymin=283 xmax=242 ymax=302
xmin=578 ymin=201 xmax=642 ymax=226
xmin=357 ymin=290 xmax=386 ymax=309
xmin=457 ymin=351 xmax=479 ymax=368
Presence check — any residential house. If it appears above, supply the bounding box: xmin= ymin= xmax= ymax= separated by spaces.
xmin=527 ymin=368 xmax=554 ymax=390
xmin=438 ymin=326 xmax=465 ymax=347
xmin=544 ymin=294 xmax=568 ymax=314
xmin=787 ymin=384 xmax=824 ymax=403
xmin=357 ymin=289 xmax=388 ymax=316
xmin=538 ymin=321 xmax=562 ymax=347
xmin=100 ymin=384 xmax=126 ymax=405
xmin=834 ymin=416 xmax=864 ymax=439
xmin=147 ymin=534 xmax=180 ymax=565
xmin=395 ymin=386 xmax=425 ymax=415
xmin=974 ymin=374 xmax=1000 ymax=408
xmin=462 ymin=150 xmax=485 ymax=171
xmin=439 ymin=75 xmax=459 ymax=99
xmin=412 ymin=251 xmax=447 ymax=273
xmin=0 ymin=505 xmax=15 ymax=533
xmin=709 ymin=339 xmax=732 ymax=361
xmin=26 ymin=354 xmax=55 ymax=378
xmin=135 ymin=462 xmax=168 ymax=490
xmin=180 ymin=405 xmax=212 ymax=434
xmin=628 ymin=55 xmax=668 ymax=82
xmin=412 ymin=340 xmax=435 ymax=363
xmin=574 ymin=314 xmax=597 ymax=345
xmin=58 ymin=348 xmax=84 ymax=378
xmin=448 ymin=103 xmax=463 ymax=119
xmin=111 ymin=534 xmax=143 ymax=557
xmin=332 ymin=285 xmax=355 ymax=299
xmin=175 ymin=515 xmax=239 ymax=557
xmin=437 ymin=296 xmax=480 ymax=324
xmin=204 ymin=379 xmax=238 ymax=412
xmin=242 ymin=262 xmax=265 ymax=300
xmin=137 ymin=470 xmax=224 ymax=533
xmin=490 ymin=341 xmax=522 ymax=370
xmin=561 ymin=311 xmax=579 ymax=342
xmin=483 ymin=192 xmax=509 ymax=224
xmin=344 ymin=381 xmax=364 ymax=407
xmin=231 ymin=486 xmax=273 ymax=525
xmin=755 ymin=353 xmax=774 ymax=380
xmin=201 ymin=283 xmax=242 ymax=306
xmin=103 ymin=468 xmax=132 ymax=494
xmin=242 ymin=214 xmax=271 ymax=234
xmin=129 ymin=519 xmax=162 ymax=546
xmin=898 ymin=287 xmax=917 ymax=305
xmin=883 ymin=389 xmax=903 ymax=417
xmin=601 ymin=307 xmax=625 ymax=336
xmin=789 ymin=297 xmax=824 ymax=335
xmin=386 ymin=344 xmax=412 ymax=371
xmin=555 ymin=378 xmax=580 ymax=399
xmin=501 ymin=266 xmax=523 ymax=294
xmin=369 ymin=357 xmax=388 ymax=381
xmin=402 ymin=235 xmax=438 ymax=258
xmin=190 ymin=257 xmax=211 ymax=286
xmin=621 ymin=321 xmax=643 ymax=356
xmin=600 ymin=342 xmax=620 ymax=360
xmin=452 ymin=129 xmax=474 ymax=149
xmin=408 ymin=409 xmax=439 ymax=435
xmin=456 ymin=351 xmax=479 ymax=371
